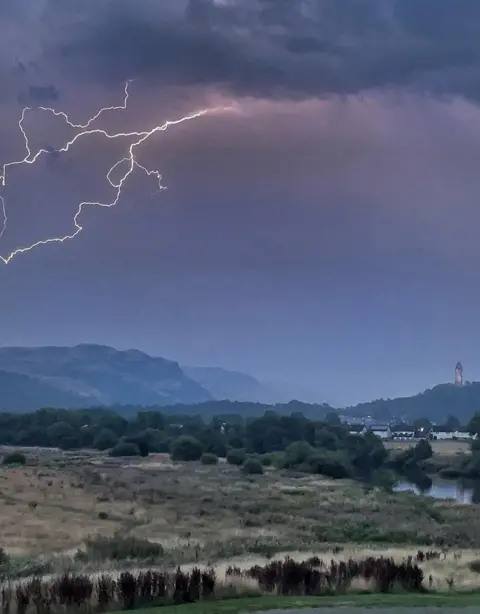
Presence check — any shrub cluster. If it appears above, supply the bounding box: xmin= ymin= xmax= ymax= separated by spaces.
xmin=2 ymin=452 xmax=26 ymax=465
xmin=228 ymin=554 xmax=424 ymax=594
xmin=7 ymin=568 xmax=216 ymax=614
xmin=74 ymin=535 xmax=164 ymax=563
xmin=0 ymin=555 xmax=426 ymax=614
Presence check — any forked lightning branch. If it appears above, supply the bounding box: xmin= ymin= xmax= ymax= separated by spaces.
xmin=0 ymin=82 xmax=233 ymax=265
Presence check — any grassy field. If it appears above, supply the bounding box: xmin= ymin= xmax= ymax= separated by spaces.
xmin=0 ymin=447 xmax=480 ymax=590
xmin=107 ymin=592 xmax=480 ymax=613
xmin=384 ymin=439 xmax=471 ymax=456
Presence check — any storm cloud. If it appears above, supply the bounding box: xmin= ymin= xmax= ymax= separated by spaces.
xmin=3 ymin=1 xmax=480 ymax=405
xmin=3 ymin=0 xmax=480 ymax=101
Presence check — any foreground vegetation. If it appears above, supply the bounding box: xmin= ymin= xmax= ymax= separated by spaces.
xmin=0 ymin=553 xmax=474 ymax=614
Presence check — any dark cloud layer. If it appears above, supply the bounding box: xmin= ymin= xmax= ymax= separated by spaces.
xmin=3 ymin=0 xmax=480 ymax=101
xmin=3 ymin=1 xmax=480 ymax=404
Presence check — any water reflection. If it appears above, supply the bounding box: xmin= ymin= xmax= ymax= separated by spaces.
xmin=395 ymin=478 xmax=480 ymax=504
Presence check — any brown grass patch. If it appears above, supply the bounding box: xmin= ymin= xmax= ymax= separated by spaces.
xmin=0 ymin=448 xmax=478 ymax=569
xmin=385 ymin=439 xmax=471 ymax=456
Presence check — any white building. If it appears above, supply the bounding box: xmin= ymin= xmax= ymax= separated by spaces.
xmin=429 ymin=427 xmax=476 ymax=440
xmin=391 ymin=426 xmax=416 ymax=440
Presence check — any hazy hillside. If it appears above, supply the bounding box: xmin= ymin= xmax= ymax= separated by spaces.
xmin=0 ymin=345 xmax=212 ymax=410
xmin=347 ymin=382 xmax=480 ymax=424
xmin=0 ymin=370 xmax=92 ymax=411
xmin=1 ymin=343 xmax=477 ymax=422
xmin=183 ymin=366 xmax=289 ymax=403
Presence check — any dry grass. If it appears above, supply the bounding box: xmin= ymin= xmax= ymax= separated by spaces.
xmin=191 ymin=546 xmax=480 ymax=591
xmin=0 ymin=447 xmax=479 ymax=573
xmin=385 ymin=439 xmax=471 ymax=456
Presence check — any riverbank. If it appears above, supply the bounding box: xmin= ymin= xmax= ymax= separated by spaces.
xmin=385 ymin=437 xmax=479 ymax=490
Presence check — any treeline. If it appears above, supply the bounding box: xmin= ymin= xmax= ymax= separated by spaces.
xmin=109 ymin=399 xmax=332 ymax=420
xmin=78 ymin=383 xmax=480 ymax=424
xmin=0 ymin=407 xmax=437 ymax=485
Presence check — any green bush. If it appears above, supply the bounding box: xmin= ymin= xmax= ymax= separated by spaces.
xmin=109 ymin=442 xmax=141 ymax=457
xmin=170 ymin=436 xmax=204 ymax=461
xmin=414 ymin=439 xmax=433 ymax=461
xmin=242 ymin=457 xmax=264 ymax=475
xmin=76 ymin=534 xmax=163 ymax=562
xmin=2 ymin=452 xmax=26 ymax=465
xmin=124 ymin=436 xmax=150 ymax=457
xmin=281 ymin=441 xmax=315 ymax=469
xmin=226 ymin=448 xmax=246 ymax=466
xmin=200 ymin=453 xmax=219 ymax=465
xmin=469 ymin=559 xmax=480 ymax=574
xmin=93 ymin=428 xmax=119 ymax=451
xmin=308 ymin=451 xmax=352 ymax=479
xmin=260 ymin=453 xmax=274 ymax=466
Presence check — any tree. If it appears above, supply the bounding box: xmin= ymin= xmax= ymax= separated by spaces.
xmin=197 ymin=428 xmax=228 ymax=457
xmin=467 ymin=413 xmax=480 ymax=437
xmin=308 ymin=451 xmax=351 ymax=479
xmin=47 ymin=421 xmax=75 ymax=445
xmin=170 ymin=436 xmax=204 ymax=461
xmin=281 ymin=441 xmax=315 ymax=469
xmin=445 ymin=415 xmax=461 ymax=431
xmin=315 ymin=427 xmax=340 ymax=451
xmin=413 ymin=417 xmax=432 ymax=430
xmin=93 ymin=428 xmax=119 ymax=451
xmin=133 ymin=411 xmax=165 ymax=432
xmin=413 ymin=439 xmax=433 ymax=461
xmin=324 ymin=411 xmax=341 ymax=426
xmin=124 ymin=436 xmax=150 ymax=457
xmin=136 ymin=428 xmax=167 ymax=453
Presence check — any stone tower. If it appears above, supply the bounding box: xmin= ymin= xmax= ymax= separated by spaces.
xmin=455 ymin=362 xmax=464 ymax=386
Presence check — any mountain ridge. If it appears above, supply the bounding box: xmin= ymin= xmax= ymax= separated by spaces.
xmin=0 ymin=344 xmax=212 ymax=410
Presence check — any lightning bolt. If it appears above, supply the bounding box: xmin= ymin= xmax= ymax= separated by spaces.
xmin=0 ymin=82 xmax=234 ymax=265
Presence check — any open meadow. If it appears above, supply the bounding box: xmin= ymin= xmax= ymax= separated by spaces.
xmin=0 ymin=446 xmax=480 ymax=595
xmin=384 ymin=439 xmax=471 ymax=456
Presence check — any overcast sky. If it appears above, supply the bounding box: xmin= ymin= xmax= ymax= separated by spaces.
xmin=1 ymin=0 xmax=480 ymax=405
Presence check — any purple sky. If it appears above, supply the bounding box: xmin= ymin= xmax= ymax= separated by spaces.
xmin=1 ymin=1 xmax=480 ymax=405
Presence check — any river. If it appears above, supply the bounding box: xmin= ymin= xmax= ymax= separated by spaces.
xmin=395 ymin=478 xmax=480 ymax=503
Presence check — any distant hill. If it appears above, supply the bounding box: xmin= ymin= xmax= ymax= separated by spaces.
xmin=0 ymin=345 xmax=212 ymax=410
xmin=347 ymin=382 xmax=480 ymax=424
xmin=1 ymin=344 xmax=478 ymax=423
xmin=183 ymin=366 xmax=290 ymax=403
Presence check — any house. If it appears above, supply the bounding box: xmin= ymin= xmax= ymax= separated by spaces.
xmin=368 ymin=425 xmax=392 ymax=440
xmin=428 ymin=426 xmax=476 ymax=440
xmin=453 ymin=430 xmax=477 ymax=440
xmin=429 ymin=426 xmax=453 ymax=440
xmin=391 ymin=425 xmax=416 ymax=440
xmin=349 ymin=424 xmax=367 ymax=436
